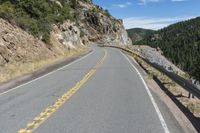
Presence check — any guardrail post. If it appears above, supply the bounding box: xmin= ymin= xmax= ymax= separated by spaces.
xmin=188 ymin=92 xmax=195 ymax=99
xmin=188 ymin=92 xmax=191 ymax=99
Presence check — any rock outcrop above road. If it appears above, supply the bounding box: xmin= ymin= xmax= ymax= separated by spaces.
xmin=51 ymin=21 xmax=88 ymax=50
xmin=77 ymin=1 xmax=131 ymax=45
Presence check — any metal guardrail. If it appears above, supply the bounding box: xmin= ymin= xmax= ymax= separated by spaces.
xmin=101 ymin=45 xmax=200 ymax=99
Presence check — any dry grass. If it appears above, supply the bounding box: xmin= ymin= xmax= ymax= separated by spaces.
xmin=0 ymin=47 xmax=89 ymax=83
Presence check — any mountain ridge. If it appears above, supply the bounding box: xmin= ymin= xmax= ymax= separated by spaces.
xmin=136 ymin=17 xmax=200 ymax=80
xmin=127 ymin=28 xmax=154 ymax=43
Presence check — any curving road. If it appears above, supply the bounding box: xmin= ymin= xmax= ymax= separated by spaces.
xmin=0 ymin=47 xmax=184 ymax=133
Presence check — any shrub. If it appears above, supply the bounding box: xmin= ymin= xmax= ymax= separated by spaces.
xmin=42 ymin=32 xmax=51 ymax=45
xmin=0 ymin=1 xmax=15 ymax=20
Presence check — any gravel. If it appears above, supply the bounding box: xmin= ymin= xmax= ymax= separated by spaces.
xmin=127 ymin=45 xmax=185 ymax=75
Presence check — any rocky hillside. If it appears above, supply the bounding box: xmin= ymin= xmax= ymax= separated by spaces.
xmin=0 ymin=18 xmax=55 ymax=66
xmin=0 ymin=0 xmax=131 ymax=66
xmin=0 ymin=18 xmax=86 ymax=66
xmin=0 ymin=0 xmax=130 ymax=82
xmin=0 ymin=0 xmax=130 ymax=46
xmin=77 ymin=1 xmax=131 ymax=45
xmin=0 ymin=18 xmax=89 ymax=82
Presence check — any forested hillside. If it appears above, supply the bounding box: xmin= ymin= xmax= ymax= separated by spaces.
xmin=136 ymin=17 xmax=200 ymax=80
xmin=127 ymin=28 xmax=154 ymax=42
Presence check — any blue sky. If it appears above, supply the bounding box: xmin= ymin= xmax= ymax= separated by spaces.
xmin=93 ymin=0 xmax=200 ymax=30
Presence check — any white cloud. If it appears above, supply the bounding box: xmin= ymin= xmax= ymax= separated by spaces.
xmin=123 ymin=16 xmax=195 ymax=30
xmin=113 ymin=2 xmax=132 ymax=8
xmin=138 ymin=0 xmax=161 ymax=5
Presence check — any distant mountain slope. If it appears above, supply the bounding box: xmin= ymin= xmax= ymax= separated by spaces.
xmin=137 ymin=17 xmax=200 ymax=80
xmin=127 ymin=28 xmax=154 ymax=42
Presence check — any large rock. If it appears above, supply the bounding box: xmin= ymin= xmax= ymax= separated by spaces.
xmin=51 ymin=20 xmax=88 ymax=51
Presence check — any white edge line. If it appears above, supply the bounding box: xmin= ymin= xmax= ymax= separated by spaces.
xmin=120 ymin=51 xmax=170 ymax=133
xmin=0 ymin=50 xmax=95 ymax=96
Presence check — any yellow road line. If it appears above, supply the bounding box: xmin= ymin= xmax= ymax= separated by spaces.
xmin=18 ymin=49 xmax=107 ymax=133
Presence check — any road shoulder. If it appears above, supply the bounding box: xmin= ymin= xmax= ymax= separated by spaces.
xmin=126 ymin=53 xmax=197 ymax=133
xmin=0 ymin=48 xmax=92 ymax=95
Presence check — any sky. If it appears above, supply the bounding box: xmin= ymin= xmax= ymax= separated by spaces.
xmin=93 ymin=0 xmax=200 ymax=30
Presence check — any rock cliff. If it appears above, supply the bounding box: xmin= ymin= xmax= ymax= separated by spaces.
xmin=77 ymin=1 xmax=131 ymax=45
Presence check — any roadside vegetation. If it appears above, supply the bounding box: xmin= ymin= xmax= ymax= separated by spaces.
xmin=135 ymin=17 xmax=200 ymax=81
xmin=0 ymin=0 xmax=85 ymax=44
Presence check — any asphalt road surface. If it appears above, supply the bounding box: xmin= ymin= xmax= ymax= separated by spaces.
xmin=0 ymin=47 xmax=184 ymax=133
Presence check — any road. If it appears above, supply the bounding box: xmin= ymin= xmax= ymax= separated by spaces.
xmin=0 ymin=47 xmax=184 ymax=133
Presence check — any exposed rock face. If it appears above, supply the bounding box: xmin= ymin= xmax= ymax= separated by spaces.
xmin=78 ymin=1 xmax=132 ymax=45
xmin=0 ymin=19 xmax=87 ymax=67
xmin=51 ymin=21 xmax=88 ymax=50
xmin=0 ymin=19 xmax=56 ymax=66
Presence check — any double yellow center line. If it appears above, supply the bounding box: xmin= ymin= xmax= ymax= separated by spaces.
xmin=18 ymin=49 xmax=107 ymax=133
